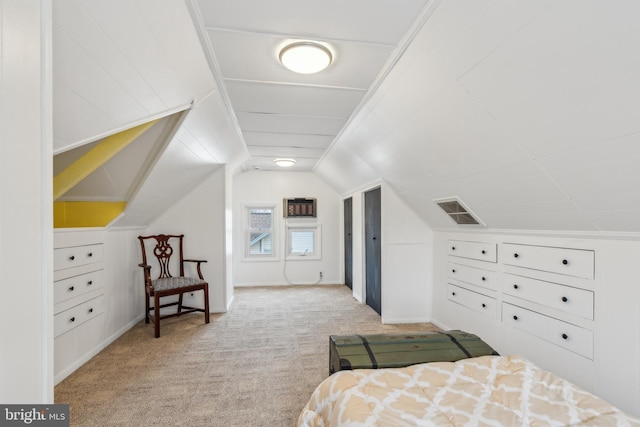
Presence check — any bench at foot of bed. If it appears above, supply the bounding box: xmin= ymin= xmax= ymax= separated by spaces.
xmin=329 ymin=330 xmax=498 ymax=375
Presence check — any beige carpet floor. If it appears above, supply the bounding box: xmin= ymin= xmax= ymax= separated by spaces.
xmin=55 ymin=285 xmax=438 ymax=426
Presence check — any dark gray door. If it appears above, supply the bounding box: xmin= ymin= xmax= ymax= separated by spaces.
xmin=344 ymin=197 xmax=353 ymax=289
xmin=364 ymin=187 xmax=381 ymax=315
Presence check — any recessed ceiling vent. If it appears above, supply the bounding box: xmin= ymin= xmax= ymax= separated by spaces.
xmin=434 ymin=197 xmax=484 ymax=226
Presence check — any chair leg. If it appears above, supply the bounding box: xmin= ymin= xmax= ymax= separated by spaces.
xmin=204 ymin=284 xmax=210 ymax=324
xmin=145 ymin=292 xmax=150 ymax=324
xmin=154 ymin=294 xmax=161 ymax=338
xmin=177 ymin=293 xmax=183 ymax=314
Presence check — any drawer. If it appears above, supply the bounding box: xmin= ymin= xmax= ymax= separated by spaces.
xmin=501 ymin=274 xmax=594 ymax=320
xmin=502 ymin=243 xmax=594 ymax=279
xmin=502 ymin=302 xmax=593 ymax=359
xmin=448 ymin=240 xmax=497 ymax=262
xmin=54 ymin=295 xmax=104 ymax=338
xmin=54 ymin=269 xmax=104 ymax=306
xmin=447 ymin=284 xmax=496 ymax=318
xmin=448 ymin=263 xmax=497 ymax=290
xmin=54 ymin=244 xmax=103 ymax=271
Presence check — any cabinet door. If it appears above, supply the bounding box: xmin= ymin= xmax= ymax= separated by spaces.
xmin=502 ymin=303 xmax=593 ymax=359
xmin=501 ymin=274 xmax=594 ymax=320
xmin=502 ymin=243 xmax=594 ymax=279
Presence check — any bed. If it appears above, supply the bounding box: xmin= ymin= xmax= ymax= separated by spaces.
xmin=298 ymin=354 xmax=640 ymax=426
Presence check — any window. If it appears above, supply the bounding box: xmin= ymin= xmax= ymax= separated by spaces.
xmin=246 ymin=206 xmax=275 ymax=257
xmin=286 ymin=224 xmax=321 ymax=260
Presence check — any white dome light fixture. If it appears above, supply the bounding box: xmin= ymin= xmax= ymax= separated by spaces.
xmin=279 ymin=41 xmax=332 ymax=74
xmin=274 ymin=158 xmax=296 ymax=168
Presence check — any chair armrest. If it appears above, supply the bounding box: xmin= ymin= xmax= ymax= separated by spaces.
xmin=138 ymin=263 xmax=153 ymax=292
xmin=183 ymin=259 xmax=207 ymax=280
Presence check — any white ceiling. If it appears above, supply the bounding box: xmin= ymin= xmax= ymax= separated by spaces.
xmin=192 ymin=0 xmax=430 ymax=172
xmin=52 ymin=0 xmax=640 ymax=232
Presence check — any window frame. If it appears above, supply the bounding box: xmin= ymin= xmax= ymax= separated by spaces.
xmin=285 ymin=223 xmax=321 ymax=261
xmin=244 ymin=204 xmax=278 ymax=260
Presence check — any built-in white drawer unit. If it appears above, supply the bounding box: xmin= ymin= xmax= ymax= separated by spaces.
xmin=502 ymin=243 xmax=594 ymax=279
xmin=501 ymin=274 xmax=594 ymax=320
xmin=54 ymin=269 xmax=104 ymax=306
xmin=54 ymin=295 xmax=104 ymax=338
xmin=502 ymin=302 xmax=593 ymax=359
xmin=54 ymin=243 xmax=104 ymax=271
xmin=448 ymin=240 xmax=497 ymax=263
xmin=447 ymin=284 xmax=496 ymax=318
xmin=54 ymin=229 xmax=106 ymax=384
xmin=449 ymin=263 xmax=498 ymax=290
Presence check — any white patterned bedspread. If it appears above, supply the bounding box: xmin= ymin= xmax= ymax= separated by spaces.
xmin=298 ymin=355 xmax=640 ymax=426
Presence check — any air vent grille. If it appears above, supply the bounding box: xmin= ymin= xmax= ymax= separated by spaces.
xmin=435 ymin=197 xmax=484 ymax=226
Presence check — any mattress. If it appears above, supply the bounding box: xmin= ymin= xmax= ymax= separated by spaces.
xmin=298 ymin=354 xmax=640 ymax=426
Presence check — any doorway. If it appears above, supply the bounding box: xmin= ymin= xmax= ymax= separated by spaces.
xmin=343 ymin=197 xmax=353 ymax=289
xmin=364 ymin=187 xmax=381 ymax=315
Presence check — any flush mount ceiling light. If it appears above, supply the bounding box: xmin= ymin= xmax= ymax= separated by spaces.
xmin=274 ymin=158 xmax=296 ymax=167
xmin=279 ymin=42 xmax=332 ymax=74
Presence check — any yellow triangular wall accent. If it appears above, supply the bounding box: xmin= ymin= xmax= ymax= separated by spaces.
xmin=53 ymin=119 xmax=159 ymax=200
xmin=54 ymin=201 xmax=126 ymax=228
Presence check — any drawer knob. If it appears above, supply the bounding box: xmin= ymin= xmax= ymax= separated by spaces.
xmin=68 ymin=286 xmax=74 ymax=291
xmin=562 ymin=333 xmax=568 ymax=340
xmin=88 ymin=308 xmax=93 ymax=313
xmin=513 ymin=284 xmax=519 ymax=290
xmin=69 ymin=255 xmax=75 ymax=261
xmin=481 ymin=276 xmax=486 ymax=281
xmin=562 ymin=259 xmax=568 ymax=265
xmin=481 ymin=250 xmax=486 ymax=254
xmin=562 ymin=296 xmax=568 ymax=303
xmin=88 ymin=252 xmax=93 ymax=257
xmin=513 ymin=253 xmax=519 ymax=258
xmin=452 ymin=292 xmax=456 ymax=296
xmin=70 ymin=317 xmax=75 ymax=322
xmin=513 ymin=315 xmax=518 ymax=320
xmin=481 ymin=303 xmax=486 ymax=308
xmin=452 ymin=269 xmax=456 ymax=273
xmin=88 ymin=280 xmax=93 ymax=285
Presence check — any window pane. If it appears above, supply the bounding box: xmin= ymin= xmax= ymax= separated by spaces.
xmin=291 ymin=230 xmax=314 ymax=254
xmin=249 ymin=209 xmax=272 ymax=230
xmin=249 ymin=232 xmax=272 ymax=254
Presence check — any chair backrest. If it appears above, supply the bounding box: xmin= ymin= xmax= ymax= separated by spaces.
xmin=138 ymin=234 xmax=185 ymax=279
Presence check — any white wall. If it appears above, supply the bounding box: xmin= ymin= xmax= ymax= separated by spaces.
xmin=104 ymin=228 xmax=146 ymax=336
xmin=381 ymin=183 xmax=434 ymax=323
xmin=344 ymin=181 xmax=434 ymax=323
xmin=233 ymin=170 xmax=341 ymax=286
xmin=0 ymin=0 xmax=53 ymax=403
xmin=432 ymin=230 xmax=640 ymax=417
xmin=146 ymin=167 xmax=228 ymax=312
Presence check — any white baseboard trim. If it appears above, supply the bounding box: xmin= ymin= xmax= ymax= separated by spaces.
xmin=382 ymin=316 xmax=432 ymax=324
xmin=430 ymin=319 xmax=451 ymax=331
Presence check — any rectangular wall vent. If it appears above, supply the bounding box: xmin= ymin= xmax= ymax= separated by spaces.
xmin=434 ymin=197 xmax=484 ymax=226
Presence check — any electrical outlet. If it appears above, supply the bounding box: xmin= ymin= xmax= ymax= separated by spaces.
xmin=319 ymin=272 xmax=323 ymax=278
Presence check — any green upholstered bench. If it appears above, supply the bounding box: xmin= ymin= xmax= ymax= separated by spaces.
xmin=329 ymin=330 xmax=498 ymax=375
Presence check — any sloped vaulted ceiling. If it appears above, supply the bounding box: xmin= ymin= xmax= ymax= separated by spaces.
xmin=53 ymin=1 xmax=640 ymax=232
xmin=52 ymin=0 xmax=246 ymax=226
xmin=316 ymin=1 xmax=640 ymax=233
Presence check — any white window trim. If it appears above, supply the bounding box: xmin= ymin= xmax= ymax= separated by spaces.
xmin=244 ymin=204 xmax=278 ymax=261
xmin=286 ymin=223 xmax=321 ymax=261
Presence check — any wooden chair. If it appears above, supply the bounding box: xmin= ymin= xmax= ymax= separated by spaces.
xmin=138 ymin=234 xmax=210 ymax=338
